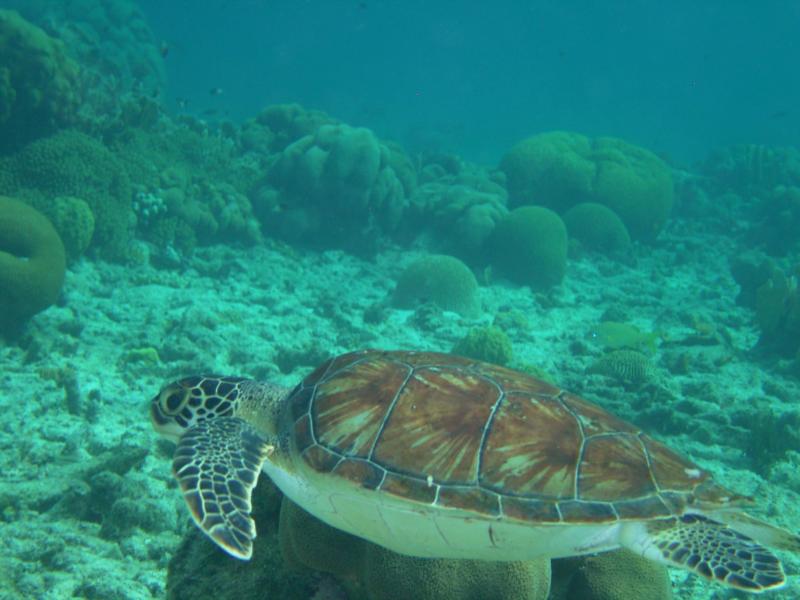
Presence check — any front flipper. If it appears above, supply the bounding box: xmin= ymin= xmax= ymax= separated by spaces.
xmin=623 ymin=513 xmax=785 ymax=592
xmin=173 ymin=417 xmax=275 ymax=559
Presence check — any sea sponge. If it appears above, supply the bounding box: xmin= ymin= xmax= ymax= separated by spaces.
xmin=499 ymin=132 xmax=673 ymax=241
xmin=280 ymin=499 xmax=551 ymax=600
xmin=562 ymin=202 xmax=630 ymax=253
xmin=550 ymin=550 xmax=672 ymax=600
xmin=488 ymin=205 xmax=568 ymax=289
xmin=0 ymin=9 xmax=80 ymax=152
xmin=452 ymin=326 xmax=513 ymax=365
xmin=0 ymin=130 xmax=133 ymax=260
xmin=0 ymin=196 xmax=66 ymax=334
xmin=392 ymin=254 xmax=480 ymax=318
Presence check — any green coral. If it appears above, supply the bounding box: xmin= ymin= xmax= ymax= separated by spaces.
xmin=500 ymin=132 xmax=673 ymax=241
xmin=500 ymin=131 xmax=594 ymax=211
xmin=0 ymin=9 xmax=80 ymax=152
xmin=588 ymin=349 xmax=657 ymax=386
xmin=409 ymin=164 xmax=508 ymax=262
xmin=280 ymin=498 xmax=551 ymax=600
xmin=33 ymin=195 xmax=94 ymax=261
xmin=488 ymin=205 xmax=567 ymax=289
xmin=0 ymin=196 xmax=65 ymax=334
xmin=393 ymin=254 xmax=480 ymax=318
xmin=591 ymin=137 xmax=674 ymax=241
xmin=0 ymin=130 xmax=133 ymax=260
xmin=452 ymin=326 xmax=513 ymax=365
xmin=562 ymin=202 xmax=630 ymax=253
xmin=550 ymin=550 xmax=672 ymax=600
xmin=263 ymin=123 xmax=412 ymax=252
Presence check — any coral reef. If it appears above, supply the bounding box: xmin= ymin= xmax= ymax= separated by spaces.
xmin=5 ymin=0 xmax=167 ymax=135
xmin=0 ymin=196 xmax=65 ymax=334
xmin=452 ymin=326 xmax=513 ymax=365
xmin=562 ymin=202 xmax=630 ymax=254
xmin=500 ymin=132 xmax=673 ymax=241
xmin=31 ymin=195 xmax=94 ymax=262
xmin=702 ymin=143 xmax=800 ymax=194
xmin=262 ymin=123 xmax=414 ymax=252
xmin=280 ymin=499 xmax=551 ymax=600
xmin=0 ymin=9 xmax=80 ymax=152
xmin=392 ymin=254 xmax=480 ymax=318
xmin=241 ymin=103 xmax=338 ymax=155
xmin=550 ymin=550 xmax=672 ymax=600
xmin=407 ymin=156 xmax=508 ymax=262
xmin=588 ymin=349 xmax=657 ymax=386
xmin=0 ymin=130 xmax=133 ymax=260
xmin=488 ymin=205 xmax=568 ymax=289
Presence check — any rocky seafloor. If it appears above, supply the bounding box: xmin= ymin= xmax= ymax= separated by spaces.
xmin=1 ymin=214 xmax=799 ymax=600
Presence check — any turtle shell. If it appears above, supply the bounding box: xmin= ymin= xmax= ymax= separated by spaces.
xmin=286 ymin=350 xmax=743 ymax=524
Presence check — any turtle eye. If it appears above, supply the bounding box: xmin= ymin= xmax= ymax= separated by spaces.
xmin=159 ymin=386 xmax=189 ymax=415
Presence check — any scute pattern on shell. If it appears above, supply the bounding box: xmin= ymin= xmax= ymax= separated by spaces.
xmin=287 ymin=350 xmax=742 ymax=524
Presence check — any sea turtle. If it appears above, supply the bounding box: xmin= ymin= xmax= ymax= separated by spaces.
xmin=151 ymin=349 xmax=799 ymax=593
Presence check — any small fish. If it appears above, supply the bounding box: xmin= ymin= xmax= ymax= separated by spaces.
xmin=209 ymin=87 xmax=224 ymax=96
xmin=587 ymin=321 xmax=660 ymax=355
xmin=176 ymin=97 xmax=189 ymax=110
xmin=159 ymin=41 xmax=170 ymax=58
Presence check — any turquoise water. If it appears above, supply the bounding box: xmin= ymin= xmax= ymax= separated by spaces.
xmin=0 ymin=1 xmax=798 ymax=599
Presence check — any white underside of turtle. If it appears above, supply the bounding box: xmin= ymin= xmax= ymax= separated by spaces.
xmin=268 ymin=459 xmax=624 ymax=561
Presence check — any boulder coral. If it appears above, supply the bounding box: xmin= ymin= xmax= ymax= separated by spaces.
xmin=280 ymin=498 xmax=551 ymax=600
xmin=264 ymin=123 xmax=414 ymax=252
xmin=0 ymin=196 xmax=66 ymax=334
xmin=500 ymin=131 xmax=673 ymax=241
xmin=0 ymin=130 xmax=133 ymax=260
xmin=409 ymin=164 xmax=508 ymax=262
xmin=392 ymin=254 xmax=480 ymax=318
xmin=0 ymin=9 xmax=80 ymax=152
xmin=562 ymin=202 xmax=630 ymax=254
xmin=550 ymin=550 xmax=672 ymax=600
xmin=488 ymin=205 xmax=568 ymax=290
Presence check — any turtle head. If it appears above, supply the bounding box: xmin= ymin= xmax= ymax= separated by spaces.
xmin=150 ymin=375 xmax=248 ymax=442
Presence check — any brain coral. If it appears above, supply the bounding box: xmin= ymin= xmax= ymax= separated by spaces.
xmin=562 ymin=202 xmax=630 ymax=253
xmin=500 ymin=131 xmax=673 ymax=241
xmin=264 ymin=123 xmax=413 ymax=252
xmin=0 ymin=9 xmax=80 ymax=152
xmin=392 ymin=254 xmax=480 ymax=318
xmin=488 ymin=205 xmax=568 ymax=290
xmin=280 ymin=498 xmax=551 ymax=600
xmin=0 ymin=196 xmax=65 ymax=334
xmin=0 ymin=130 xmax=133 ymax=260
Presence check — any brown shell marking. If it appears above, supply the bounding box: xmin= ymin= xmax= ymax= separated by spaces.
xmin=289 ymin=350 xmax=742 ymax=524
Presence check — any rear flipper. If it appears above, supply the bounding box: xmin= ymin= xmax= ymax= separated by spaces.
xmin=621 ymin=513 xmax=785 ymax=592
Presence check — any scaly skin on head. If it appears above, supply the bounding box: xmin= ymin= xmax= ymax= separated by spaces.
xmin=150 ymin=375 xmax=289 ymax=441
